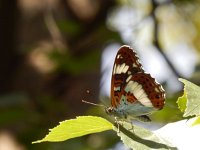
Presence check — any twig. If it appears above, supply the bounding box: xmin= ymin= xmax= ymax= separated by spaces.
xmin=151 ymin=0 xmax=183 ymax=78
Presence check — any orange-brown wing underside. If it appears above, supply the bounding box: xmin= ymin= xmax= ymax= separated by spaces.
xmin=110 ymin=45 xmax=143 ymax=107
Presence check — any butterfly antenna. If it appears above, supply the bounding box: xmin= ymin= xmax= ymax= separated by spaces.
xmin=82 ymin=89 xmax=105 ymax=107
xmin=82 ymin=99 xmax=105 ymax=107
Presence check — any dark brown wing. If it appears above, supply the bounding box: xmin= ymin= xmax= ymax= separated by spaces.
xmin=129 ymin=72 xmax=165 ymax=109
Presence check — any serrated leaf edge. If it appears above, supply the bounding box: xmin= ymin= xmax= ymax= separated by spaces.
xmin=32 ymin=116 xmax=113 ymax=144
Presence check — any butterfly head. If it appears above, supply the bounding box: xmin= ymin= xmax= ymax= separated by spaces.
xmin=105 ymin=106 xmax=128 ymax=119
xmin=105 ymin=107 xmax=114 ymax=115
xmin=105 ymin=106 xmax=121 ymax=117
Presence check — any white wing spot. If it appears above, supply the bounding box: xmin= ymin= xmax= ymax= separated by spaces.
xmin=126 ymin=81 xmax=153 ymax=107
xmin=122 ymin=65 xmax=129 ymax=73
xmin=160 ymin=86 xmax=165 ymax=92
xmin=155 ymin=88 xmax=159 ymax=92
xmin=138 ymin=97 xmax=153 ymax=107
xmin=114 ymin=86 xmax=120 ymax=91
xmin=117 ymin=54 xmax=121 ymax=59
xmin=133 ymin=84 xmax=142 ymax=94
xmin=139 ymin=92 xmax=147 ymax=99
xmin=133 ymin=63 xmax=137 ymax=67
xmin=113 ymin=64 xmax=117 ymax=75
xmin=135 ymin=88 xmax=144 ymax=99
xmin=125 ymin=81 xmax=138 ymax=93
xmin=130 ymin=82 xmax=139 ymax=92
xmin=115 ymin=63 xmax=129 ymax=74
xmin=126 ymin=75 xmax=132 ymax=83
xmin=116 ymin=63 xmax=125 ymax=74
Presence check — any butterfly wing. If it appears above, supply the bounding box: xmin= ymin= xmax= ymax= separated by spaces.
xmin=111 ymin=45 xmax=144 ymax=108
xmin=110 ymin=45 xmax=165 ymax=116
xmin=125 ymin=72 xmax=165 ymax=109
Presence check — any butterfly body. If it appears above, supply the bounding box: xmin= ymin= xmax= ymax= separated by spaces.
xmin=106 ymin=45 xmax=165 ymax=121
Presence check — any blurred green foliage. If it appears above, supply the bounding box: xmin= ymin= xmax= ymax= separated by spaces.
xmin=49 ymin=49 xmax=101 ymax=75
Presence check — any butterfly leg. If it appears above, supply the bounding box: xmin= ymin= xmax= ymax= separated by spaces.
xmin=127 ymin=120 xmax=134 ymax=132
xmin=129 ymin=123 xmax=134 ymax=131
xmin=114 ymin=117 xmax=120 ymax=133
xmin=114 ymin=117 xmax=125 ymax=133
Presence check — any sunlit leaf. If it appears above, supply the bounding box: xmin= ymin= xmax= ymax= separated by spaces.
xmin=178 ymin=78 xmax=200 ymax=117
xmin=113 ymin=122 xmax=177 ymax=150
xmin=177 ymin=92 xmax=187 ymax=112
xmin=33 ymin=115 xmax=178 ymax=149
xmin=191 ymin=116 xmax=200 ymax=126
xmin=32 ymin=116 xmax=113 ymax=143
xmin=152 ymin=96 xmax=183 ymax=122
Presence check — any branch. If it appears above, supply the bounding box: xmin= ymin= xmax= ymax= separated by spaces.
xmin=151 ymin=0 xmax=183 ymax=78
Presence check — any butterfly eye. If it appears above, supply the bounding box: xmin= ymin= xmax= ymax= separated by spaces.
xmin=105 ymin=107 xmax=113 ymax=114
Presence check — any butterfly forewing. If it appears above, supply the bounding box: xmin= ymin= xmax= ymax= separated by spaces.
xmin=110 ymin=45 xmax=165 ymax=112
xmin=111 ymin=46 xmax=143 ymax=107
xmin=112 ymin=46 xmax=144 ymax=75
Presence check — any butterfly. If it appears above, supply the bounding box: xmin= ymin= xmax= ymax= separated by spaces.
xmin=105 ymin=45 xmax=165 ymax=122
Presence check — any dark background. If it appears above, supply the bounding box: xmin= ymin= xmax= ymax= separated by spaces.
xmin=0 ymin=0 xmax=200 ymax=149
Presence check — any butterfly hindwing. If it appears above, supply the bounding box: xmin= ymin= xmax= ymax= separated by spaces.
xmin=124 ymin=72 xmax=165 ymax=109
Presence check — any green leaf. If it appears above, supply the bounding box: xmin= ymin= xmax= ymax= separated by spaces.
xmin=177 ymin=92 xmax=187 ymax=112
xmin=113 ymin=122 xmax=177 ymax=150
xmin=191 ymin=116 xmax=200 ymax=126
xmin=32 ymin=116 xmax=113 ymax=143
xmin=178 ymin=78 xmax=200 ymax=117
